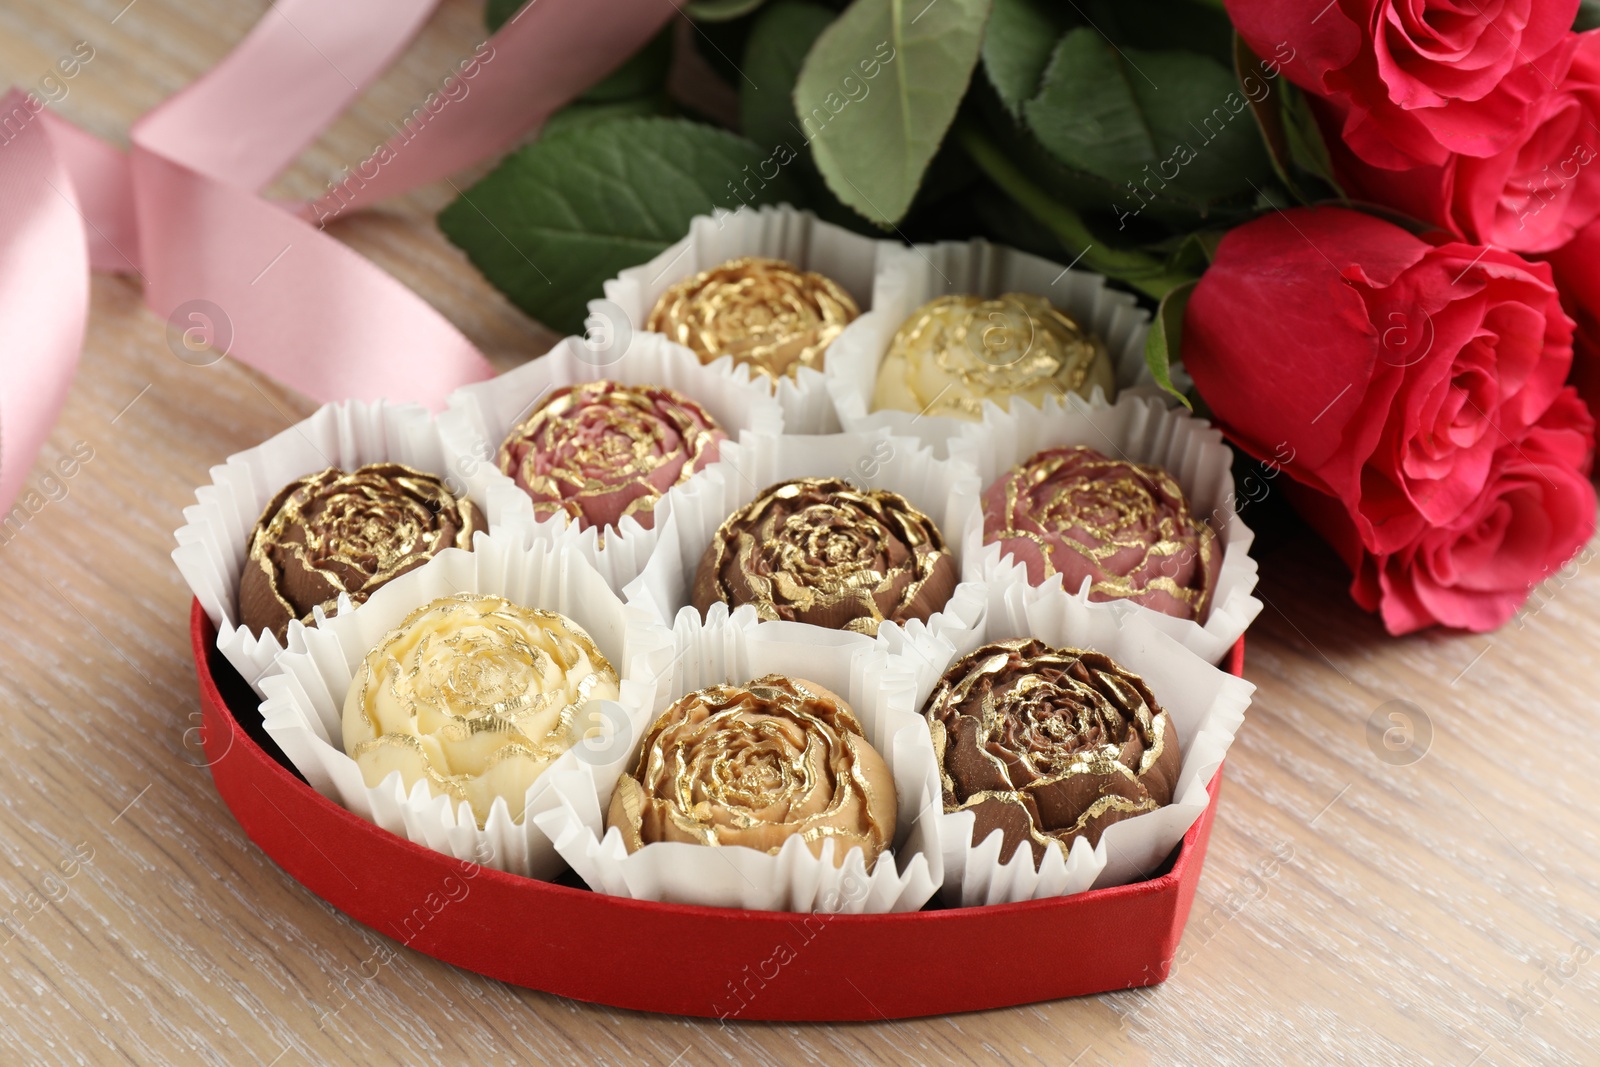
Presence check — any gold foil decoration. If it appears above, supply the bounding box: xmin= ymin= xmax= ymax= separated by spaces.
xmin=607 ymin=675 xmax=896 ymax=868
xmin=691 ymin=476 xmax=958 ymax=636
xmin=646 ymin=256 xmax=860 ymax=381
xmin=495 ymin=380 xmax=727 ymax=532
xmin=923 ymin=638 xmax=1179 ymax=865
xmin=341 ymin=592 xmax=620 ymax=826
xmin=871 ymin=293 xmax=1115 ymax=419
xmin=239 ymin=463 xmax=484 ymax=643
xmin=984 ymin=445 xmax=1218 ymax=621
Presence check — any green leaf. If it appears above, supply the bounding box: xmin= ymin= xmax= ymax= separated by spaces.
xmin=1145 ymin=280 xmax=1196 ymax=408
xmin=1232 ymin=33 xmax=1306 ymax=203
xmin=1230 ymin=36 xmax=1343 ymax=200
xmin=439 ymin=118 xmax=803 ymax=333
xmin=981 ymin=0 xmax=1069 ymax=117
xmin=1281 ymin=82 xmax=1345 ymax=197
xmin=969 ymin=87 xmax=1219 ymax=232
xmin=1024 ymin=32 xmax=1150 ymax=186
xmin=741 ymin=1 xmax=836 ymax=150
xmin=1150 ymin=229 xmax=1225 ymax=276
xmin=688 ymin=0 xmax=769 ymax=21
xmin=1024 ymin=29 xmax=1272 ymax=208
xmin=796 ymin=0 xmax=993 ymax=226
xmin=541 ymin=94 xmax=671 ymax=139
xmin=741 ymin=2 xmax=885 ymax=236
xmin=1578 ymin=0 xmax=1600 ymax=31
xmin=955 ymin=121 xmax=1198 ymax=300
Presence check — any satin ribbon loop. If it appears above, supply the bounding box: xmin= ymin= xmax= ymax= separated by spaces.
xmin=0 ymin=0 xmax=678 ymax=516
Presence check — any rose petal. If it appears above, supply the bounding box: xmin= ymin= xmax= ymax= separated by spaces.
xmin=1185 ymin=208 xmax=1431 ymax=493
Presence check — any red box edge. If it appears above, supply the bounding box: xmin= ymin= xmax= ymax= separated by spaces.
xmin=192 ymin=599 xmax=1240 ymax=1020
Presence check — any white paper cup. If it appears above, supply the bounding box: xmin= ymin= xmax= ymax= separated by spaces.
xmin=623 ymin=430 xmax=987 ymax=646
xmin=437 ymin=332 xmax=784 ymax=594
xmin=255 ymin=528 xmax=673 ymax=880
xmin=534 ymin=604 xmax=940 ymax=913
xmin=948 ymin=393 xmax=1261 ymax=664
xmin=171 ymin=399 xmax=491 ymax=695
xmin=602 ymin=203 xmax=893 ymax=434
xmin=888 ymin=575 xmax=1254 ymax=906
xmin=825 ymin=238 xmax=1160 ymax=455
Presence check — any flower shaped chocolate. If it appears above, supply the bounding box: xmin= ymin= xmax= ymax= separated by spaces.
xmin=982 ymin=445 xmax=1219 ymax=622
xmin=924 ymin=639 xmax=1179 ymax=864
xmin=496 ymin=380 xmax=727 ymax=532
xmin=607 ymin=675 xmax=896 ymax=867
xmin=239 ymin=463 xmax=484 ymax=643
xmin=871 ymin=293 xmax=1115 ymax=419
xmin=692 ymin=477 xmax=957 ymax=636
xmin=341 ymin=593 xmax=619 ymax=826
xmin=647 ymin=256 xmax=859 ymax=381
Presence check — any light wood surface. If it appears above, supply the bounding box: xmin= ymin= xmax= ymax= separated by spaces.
xmin=3 ymin=3 xmax=1598 ymax=1064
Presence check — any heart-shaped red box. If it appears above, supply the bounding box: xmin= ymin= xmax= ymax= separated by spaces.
xmin=192 ymin=599 xmax=1240 ymax=1020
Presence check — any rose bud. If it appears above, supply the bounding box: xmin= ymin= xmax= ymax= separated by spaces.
xmin=692 ymin=476 xmax=957 ymax=636
xmin=1183 ymin=206 xmax=1594 ymax=633
xmin=607 ymin=675 xmax=896 ymax=868
xmin=647 ymin=256 xmax=859 ymax=381
xmin=981 ymin=445 xmax=1219 ymax=622
xmin=1226 ymin=0 xmax=1578 ymax=169
xmin=342 ymin=593 xmax=620 ymax=826
xmin=239 ymin=463 xmax=484 ymax=644
xmin=496 ymin=380 xmax=727 ymax=533
xmin=924 ymin=639 xmax=1179 ymax=864
xmin=871 ymin=293 xmax=1115 ymax=420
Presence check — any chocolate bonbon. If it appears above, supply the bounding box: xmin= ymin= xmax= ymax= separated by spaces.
xmin=692 ymin=477 xmax=956 ymax=636
xmin=982 ymin=445 xmax=1218 ymax=621
xmin=497 ymin=380 xmax=726 ymax=532
xmin=608 ymin=675 xmax=895 ymax=868
xmin=647 ymin=256 xmax=859 ymax=381
xmin=872 ymin=293 xmax=1114 ymax=418
xmin=341 ymin=592 xmax=620 ymax=826
xmin=924 ymin=639 xmax=1179 ymax=863
xmin=239 ymin=463 xmax=484 ymax=643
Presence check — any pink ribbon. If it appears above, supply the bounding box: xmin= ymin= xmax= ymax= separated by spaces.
xmin=0 ymin=0 xmax=675 ymax=517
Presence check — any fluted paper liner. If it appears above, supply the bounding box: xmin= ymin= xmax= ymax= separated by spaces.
xmin=624 ymin=430 xmax=988 ymax=644
xmin=535 ymin=605 xmax=940 ymax=913
xmin=949 ymin=394 xmax=1261 ymax=665
xmin=825 ymin=238 xmax=1161 ymax=455
xmin=437 ymin=332 xmax=783 ymax=595
xmin=603 ymin=204 xmax=891 ymax=434
xmin=255 ymin=529 xmax=672 ymax=880
xmin=885 ymin=576 xmax=1253 ymax=906
xmin=171 ymin=399 xmax=490 ymax=695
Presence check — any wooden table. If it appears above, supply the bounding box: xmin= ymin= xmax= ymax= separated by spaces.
xmin=3 ymin=3 xmax=1597 ymax=1064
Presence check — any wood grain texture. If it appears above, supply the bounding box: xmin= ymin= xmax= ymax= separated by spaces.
xmin=2 ymin=3 xmax=1598 ymax=1064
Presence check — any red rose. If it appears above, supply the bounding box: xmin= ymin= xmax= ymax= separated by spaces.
xmin=1542 ymin=218 xmax=1600 ymax=433
xmin=1326 ymin=32 xmax=1600 ymax=253
xmin=1226 ymin=0 xmax=1578 ymax=169
xmin=1297 ymin=392 xmax=1595 ymax=633
xmin=1184 ymin=206 xmax=1594 ymax=633
xmin=1187 ymin=207 xmax=1573 ymax=547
